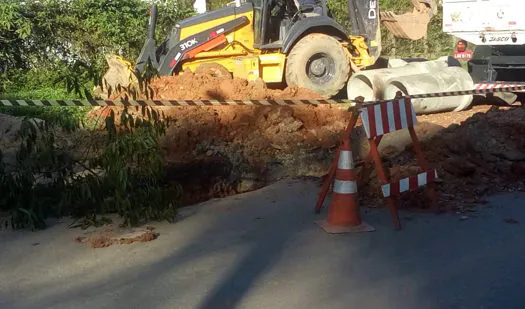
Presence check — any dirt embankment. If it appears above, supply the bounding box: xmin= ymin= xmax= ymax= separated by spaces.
xmin=107 ymin=71 xmax=525 ymax=210
xmin=358 ymin=105 xmax=525 ymax=213
xmin=102 ymin=71 xmax=352 ymax=204
xmin=110 ymin=69 xmax=323 ymax=101
xmin=5 ymin=71 xmax=525 ymax=213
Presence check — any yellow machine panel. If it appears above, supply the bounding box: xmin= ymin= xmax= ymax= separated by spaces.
xmin=259 ymin=53 xmax=286 ymax=83
xmin=233 ymin=56 xmax=260 ymax=81
xmin=179 ymin=11 xmax=256 ymax=56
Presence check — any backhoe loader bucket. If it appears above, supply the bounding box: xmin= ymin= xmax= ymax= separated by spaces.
xmin=380 ymin=0 xmax=437 ymax=40
xmin=93 ymin=54 xmax=138 ymax=99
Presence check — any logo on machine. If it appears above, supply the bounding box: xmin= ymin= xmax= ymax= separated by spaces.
xmin=180 ymin=38 xmax=198 ymax=51
xmin=368 ymin=0 xmax=377 ymax=20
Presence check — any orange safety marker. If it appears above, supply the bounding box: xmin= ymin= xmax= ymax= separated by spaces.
xmin=316 ymin=97 xmax=374 ymax=233
xmin=315 ymin=108 xmax=360 ymax=214
xmin=317 ymin=138 xmax=375 ymax=234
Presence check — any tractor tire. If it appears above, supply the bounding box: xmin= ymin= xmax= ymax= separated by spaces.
xmin=285 ymin=33 xmax=350 ymax=98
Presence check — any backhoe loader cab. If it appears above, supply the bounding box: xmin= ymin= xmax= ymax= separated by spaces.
xmin=251 ymin=0 xmax=329 ymax=48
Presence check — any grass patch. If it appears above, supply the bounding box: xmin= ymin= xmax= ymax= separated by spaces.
xmin=0 ymin=87 xmax=82 ymax=101
xmin=0 ymin=86 xmax=93 ymax=131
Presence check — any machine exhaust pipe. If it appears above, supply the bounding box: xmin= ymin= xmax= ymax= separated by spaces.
xmin=148 ymin=4 xmax=158 ymax=40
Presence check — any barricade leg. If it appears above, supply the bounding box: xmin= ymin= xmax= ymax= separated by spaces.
xmin=315 ymin=150 xmax=339 ymax=213
xmin=358 ymin=136 xmax=383 ymax=187
xmin=408 ymin=127 xmax=439 ymax=212
xmin=368 ymin=137 xmax=402 ymax=230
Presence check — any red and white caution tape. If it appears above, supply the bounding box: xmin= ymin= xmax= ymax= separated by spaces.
xmin=1 ymin=83 xmax=525 ymax=107
xmin=474 ymin=82 xmax=525 ymax=90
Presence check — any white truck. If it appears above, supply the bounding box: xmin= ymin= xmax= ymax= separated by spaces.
xmin=442 ymin=0 xmax=525 ymax=83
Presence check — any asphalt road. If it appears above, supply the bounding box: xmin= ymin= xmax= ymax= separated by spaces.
xmin=1 ymin=179 xmax=524 ymax=309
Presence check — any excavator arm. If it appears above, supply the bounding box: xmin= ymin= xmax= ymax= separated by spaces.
xmin=347 ymin=0 xmax=381 ymax=60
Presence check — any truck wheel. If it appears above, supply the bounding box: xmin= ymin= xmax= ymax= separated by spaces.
xmin=285 ymin=33 xmax=350 ymax=98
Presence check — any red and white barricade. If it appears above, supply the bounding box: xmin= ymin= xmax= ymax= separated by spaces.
xmin=316 ymin=95 xmax=439 ymax=231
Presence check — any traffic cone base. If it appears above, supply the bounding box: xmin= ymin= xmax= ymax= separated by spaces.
xmin=316 ymin=220 xmax=375 ymax=234
xmin=317 ymin=139 xmax=376 ymax=234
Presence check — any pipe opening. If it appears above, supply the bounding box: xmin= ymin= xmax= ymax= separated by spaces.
xmin=347 ymin=75 xmax=376 ymax=101
xmin=384 ymin=80 xmax=409 ymax=101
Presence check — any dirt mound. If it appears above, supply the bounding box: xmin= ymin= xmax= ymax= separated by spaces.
xmin=75 ymin=226 xmax=159 ymax=248
xmin=93 ymin=70 xmax=525 ymax=212
xmin=98 ymin=71 xmax=350 ymax=204
xmin=111 ymin=70 xmax=322 ymax=101
xmin=151 ymin=71 xmax=321 ymax=100
xmin=358 ymin=105 xmax=525 ymax=213
xmin=159 ymin=103 xmax=351 ymax=204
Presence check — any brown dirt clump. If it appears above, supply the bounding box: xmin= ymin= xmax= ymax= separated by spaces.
xmin=75 ymin=227 xmax=159 ymax=248
xmin=97 ymin=70 xmax=525 ymax=212
xmin=358 ymin=105 xmax=525 ymax=213
xmin=97 ymin=71 xmax=350 ymax=204
xmin=110 ymin=69 xmax=322 ymax=101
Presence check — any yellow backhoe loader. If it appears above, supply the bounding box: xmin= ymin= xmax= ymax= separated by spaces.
xmin=97 ymin=0 xmax=475 ymax=113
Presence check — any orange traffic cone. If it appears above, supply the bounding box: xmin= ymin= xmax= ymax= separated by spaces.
xmin=318 ymin=139 xmax=375 ymax=234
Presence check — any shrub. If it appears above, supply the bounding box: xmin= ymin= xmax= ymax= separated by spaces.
xmin=0 ymin=106 xmax=181 ymax=230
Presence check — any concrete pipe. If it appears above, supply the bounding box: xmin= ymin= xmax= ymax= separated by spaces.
xmin=383 ymin=66 xmax=474 ymax=114
xmin=347 ymin=58 xmax=450 ymax=102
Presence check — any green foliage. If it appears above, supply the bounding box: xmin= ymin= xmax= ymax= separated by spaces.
xmin=325 ymin=0 xmax=455 ymax=59
xmin=0 ymin=108 xmax=181 ymax=230
xmin=327 ymin=0 xmax=350 ymax=30
xmin=208 ymin=0 xmax=231 ymax=11
xmin=75 ymin=107 xmax=180 ymax=227
xmin=0 ymin=0 xmax=195 ymax=97
xmin=0 ymin=118 xmax=72 ymax=229
xmin=0 ymin=106 xmax=89 ymax=132
xmin=0 ymin=0 xmax=193 ymax=229
xmin=379 ymin=0 xmax=412 ymax=11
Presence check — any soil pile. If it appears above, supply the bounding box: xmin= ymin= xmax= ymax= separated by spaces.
xmin=102 ymin=71 xmax=351 ymax=204
xmin=159 ymin=103 xmax=352 ymax=204
xmin=358 ymin=105 xmax=525 ymax=213
xmin=149 ymin=71 xmax=322 ymax=100
xmin=110 ymin=69 xmax=322 ymax=101
xmin=4 ymin=68 xmax=525 ymax=214
xmin=75 ymin=225 xmax=159 ymax=248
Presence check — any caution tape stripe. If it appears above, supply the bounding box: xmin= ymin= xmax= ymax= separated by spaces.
xmin=363 ymin=84 xmax=525 ymax=105
xmin=0 ymin=99 xmax=347 ymax=107
xmin=2 ymin=84 xmax=525 ymax=107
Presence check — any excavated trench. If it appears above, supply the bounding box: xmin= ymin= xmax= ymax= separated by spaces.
xmin=3 ymin=72 xmax=525 ymax=214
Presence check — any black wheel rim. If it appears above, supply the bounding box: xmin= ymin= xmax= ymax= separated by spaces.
xmin=305 ymin=52 xmax=336 ymax=85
